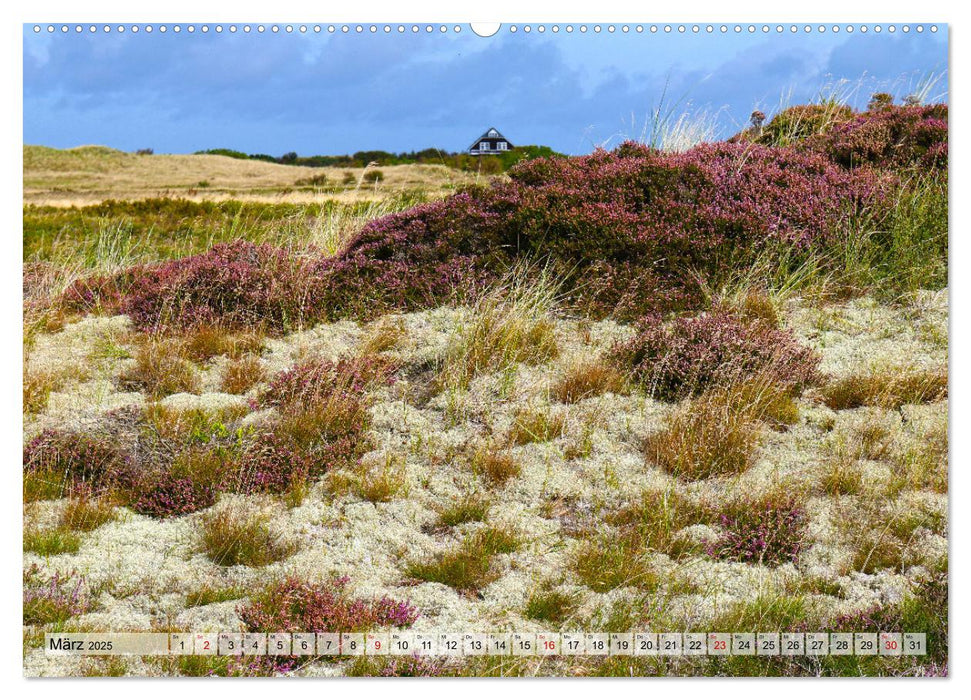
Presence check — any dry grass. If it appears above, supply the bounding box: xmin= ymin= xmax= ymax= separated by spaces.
xmin=524 ymin=588 xmax=580 ymax=626
xmin=354 ymin=455 xmax=408 ymax=503
xmin=24 ymin=145 xmax=470 ymax=205
xmin=470 ymin=445 xmax=521 ymax=486
xmin=220 ymin=355 xmax=265 ymax=395
xmin=273 ymin=397 xmax=366 ymax=452
xmin=436 ymin=494 xmax=490 ymax=528
xmin=647 ymin=376 xmax=799 ymax=480
xmin=359 ymin=316 xmax=406 ymax=355
xmin=610 ymin=489 xmax=708 ymax=558
xmin=821 ymin=367 xmax=947 ymax=410
xmin=551 ymin=357 xmax=625 ymax=404
xmin=60 ymin=496 xmax=117 ymax=532
xmin=199 ymin=506 xmax=295 ymax=568
xmin=23 ymin=366 xmax=63 ymax=415
xmin=892 ymin=419 xmax=948 ymax=493
xmin=120 ymin=337 xmax=199 ymax=398
xmin=819 ymin=459 xmax=864 ymax=496
xmin=144 ymin=404 xmax=248 ymax=445
xmin=183 ymin=325 xmax=264 ymax=362
xmin=647 ymin=394 xmax=761 ymax=481
xmin=839 ymin=500 xmax=945 ymax=575
xmin=24 ymin=525 xmax=82 ymax=556
xmin=23 ymin=470 xmax=67 ymax=502
xmin=828 ymin=415 xmax=896 ymax=464
xmin=440 ymin=265 xmax=560 ymax=391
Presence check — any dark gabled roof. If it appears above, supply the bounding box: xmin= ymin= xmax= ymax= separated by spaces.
xmin=469 ymin=127 xmax=513 ymax=150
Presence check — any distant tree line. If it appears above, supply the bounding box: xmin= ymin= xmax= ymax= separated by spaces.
xmin=193 ymin=145 xmax=561 ymax=172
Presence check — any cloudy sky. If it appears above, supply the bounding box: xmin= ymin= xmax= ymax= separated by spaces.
xmin=23 ymin=24 xmax=948 ymax=156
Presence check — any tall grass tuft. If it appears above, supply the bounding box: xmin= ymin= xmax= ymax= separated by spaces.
xmin=439 ymin=263 xmax=560 ymax=391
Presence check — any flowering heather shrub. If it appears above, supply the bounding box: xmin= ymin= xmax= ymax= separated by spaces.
xmin=611 ymin=311 xmax=821 ymax=401
xmin=73 ymin=242 xmax=324 ymax=332
xmin=245 ymin=358 xmax=389 ymax=489
xmin=23 ymin=566 xmax=91 ymax=625
xmin=807 ymin=104 xmax=948 ymax=171
xmin=236 ymin=432 xmax=313 ymax=494
xmin=23 ymin=429 xmax=126 ymax=498
xmin=62 ymin=138 xmax=892 ymax=325
xmin=346 ymin=655 xmax=448 ymax=677
xmin=312 ymin=141 xmax=888 ymax=321
xmin=238 ymin=576 xmax=418 ymax=633
xmin=127 ymin=471 xmax=217 ymax=518
xmin=705 ymin=496 xmax=807 ymax=566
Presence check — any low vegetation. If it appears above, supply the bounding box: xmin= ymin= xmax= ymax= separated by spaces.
xmin=23 ymin=94 xmax=948 ymax=677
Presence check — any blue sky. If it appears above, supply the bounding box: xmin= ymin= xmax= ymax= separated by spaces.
xmin=23 ymin=25 xmax=948 ymax=156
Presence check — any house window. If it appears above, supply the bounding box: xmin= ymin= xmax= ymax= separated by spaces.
xmin=479 ymin=141 xmax=489 ymax=151
xmin=488 ymin=129 xmax=498 ymax=137
xmin=497 ymin=141 xmax=508 ymax=151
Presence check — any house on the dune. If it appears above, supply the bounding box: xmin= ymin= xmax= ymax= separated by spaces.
xmin=469 ymin=127 xmax=513 ymax=155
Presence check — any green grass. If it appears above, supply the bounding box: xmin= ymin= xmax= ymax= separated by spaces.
xmin=573 ymin=539 xmax=658 ymax=593
xmin=524 ymin=588 xmax=580 ymax=626
xmin=406 ymin=525 xmax=520 ymax=593
xmin=24 ymin=526 xmax=82 ymax=555
xmin=436 ymin=494 xmax=490 ymax=528
xmin=23 ymin=196 xmax=426 ymax=266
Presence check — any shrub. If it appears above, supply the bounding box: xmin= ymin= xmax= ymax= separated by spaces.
xmin=62 ymin=134 xmax=901 ymax=326
xmin=128 ymin=471 xmax=217 ymax=518
xmin=200 ymin=507 xmax=295 ymax=567
xmin=23 ymin=430 xmax=126 ymax=499
xmin=311 ymin=141 xmax=888 ymax=321
xmin=105 ymin=242 xmax=324 ymax=332
xmin=611 ymin=311 xmax=821 ymax=401
xmin=236 ymin=433 xmax=314 ymax=495
xmin=363 ymin=170 xmax=385 ymax=184
xmin=23 ymin=567 xmax=91 ymax=625
xmin=809 ymin=104 xmax=948 ymax=171
xmin=705 ymin=494 xmax=808 ymax=566
xmin=238 ymin=577 xmax=418 ymax=632
xmin=259 ymin=355 xmax=393 ymax=408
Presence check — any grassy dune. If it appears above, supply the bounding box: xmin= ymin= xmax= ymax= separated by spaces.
xmin=24 ymin=145 xmax=475 ymax=205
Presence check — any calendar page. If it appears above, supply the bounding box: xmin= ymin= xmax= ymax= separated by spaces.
xmin=21 ymin=9 xmax=949 ymax=680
